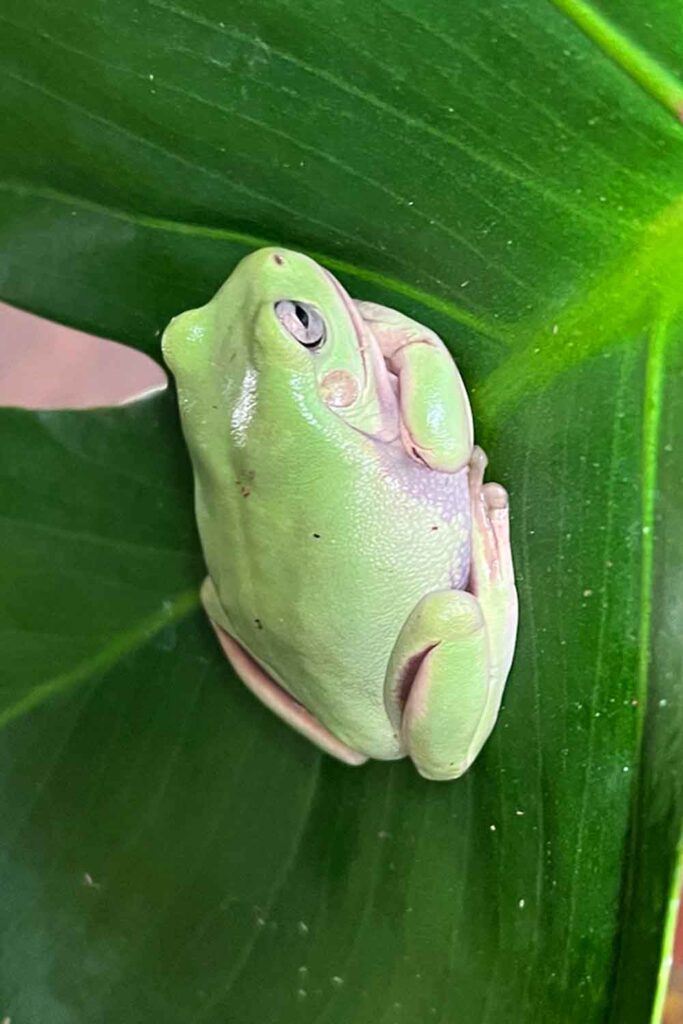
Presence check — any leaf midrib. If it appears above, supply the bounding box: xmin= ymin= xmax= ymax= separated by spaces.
xmin=0 ymin=179 xmax=510 ymax=346
xmin=4 ymin=178 xmax=683 ymax=419
xmin=0 ymin=586 xmax=200 ymax=730
xmin=550 ymin=0 xmax=683 ymax=121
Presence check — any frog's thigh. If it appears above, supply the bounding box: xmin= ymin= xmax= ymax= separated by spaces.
xmin=384 ymin=590 xmax=490 ymax=781
xmin=201 ymin=579 xmax=367 ymax=767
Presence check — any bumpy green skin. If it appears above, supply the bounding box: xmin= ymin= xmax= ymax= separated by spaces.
xmin=162 ymin=248 xmax=517 ymax=780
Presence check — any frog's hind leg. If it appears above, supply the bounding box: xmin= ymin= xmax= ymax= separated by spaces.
xmin=201 ymin=579 xmax=367 ymax=766
xmin=384 ymin=589 xmax=491 ymax=781
xmin=384 ymin=448 xmax=518 ymax=781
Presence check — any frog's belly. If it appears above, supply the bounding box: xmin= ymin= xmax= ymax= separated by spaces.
xmin=209 ymin=458 xmax=472 ymax=760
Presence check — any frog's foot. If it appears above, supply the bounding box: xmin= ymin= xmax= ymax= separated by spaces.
xmin=468 ymin=446 xmax=513 ymax=581
xmin=208 ymin=618 xmax=368 ymax=767
xmin=468 ymin=444 xmax=518 ymax=668
xmin=465 ymin=446 xmax=518 ymax=756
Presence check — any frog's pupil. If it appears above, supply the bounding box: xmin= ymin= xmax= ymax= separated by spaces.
xmin=295 ymin=303 xmax=309 ymax=328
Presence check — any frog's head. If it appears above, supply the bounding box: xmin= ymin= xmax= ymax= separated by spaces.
xmin=162 ymin=247 xmax=399 ymax=442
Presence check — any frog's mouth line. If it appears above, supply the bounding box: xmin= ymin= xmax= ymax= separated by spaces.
xmin=319 ymin=266 xmax=398 ymax=436
xmin=320 ymin=266 xmax=373 ymax=382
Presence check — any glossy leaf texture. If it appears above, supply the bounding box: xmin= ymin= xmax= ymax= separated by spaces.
xmin=0 ymin=1 xmax=682 ymax=1021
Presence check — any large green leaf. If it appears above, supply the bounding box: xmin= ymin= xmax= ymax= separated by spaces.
xmin=1 ymin=0 xmax=682 ymax=1021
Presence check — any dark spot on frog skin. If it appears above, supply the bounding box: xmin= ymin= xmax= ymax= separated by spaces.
xmin=312 ymin=533 xmax=321 ymax=539
xmin=255 ymin=618 xmax=263 ymax=629
xmin=431 ymin=525 xmax=439 ymax=531
xmin=235 ymin=476 xmax=254 ymax=497
xmin=273 ymin=253 xmax=284 ymax=265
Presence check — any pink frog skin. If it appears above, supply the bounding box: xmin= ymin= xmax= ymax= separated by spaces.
xmin=162 ymin=248 xmax=518 ymax=780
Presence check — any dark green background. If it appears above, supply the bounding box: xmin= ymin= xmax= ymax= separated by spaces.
xmin=0 ymin=1 xmax=682 ymax=1021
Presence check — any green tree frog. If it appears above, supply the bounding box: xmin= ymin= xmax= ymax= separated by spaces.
xmin=162 ymin=248 xmax=517 ymax=780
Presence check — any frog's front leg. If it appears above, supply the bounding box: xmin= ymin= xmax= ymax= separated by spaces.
xmin=354 ymin=299 xmax=473 ymax=472
xmin=384 ymin=447 xmax=518 ymax=781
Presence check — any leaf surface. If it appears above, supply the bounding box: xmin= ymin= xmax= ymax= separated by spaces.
xmin=1 ymin=1 xmax=682 ymax=1020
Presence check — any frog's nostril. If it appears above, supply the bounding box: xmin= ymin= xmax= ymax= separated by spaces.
xmin=273 ymin=253 xmax=284 ymax=266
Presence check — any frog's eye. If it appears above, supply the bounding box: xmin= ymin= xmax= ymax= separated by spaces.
xmin=275 ymin=300 xmax=326 ymax=350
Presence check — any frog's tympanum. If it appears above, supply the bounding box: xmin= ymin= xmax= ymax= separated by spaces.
xmin=162 ymin=249 xmax=518 ymax=780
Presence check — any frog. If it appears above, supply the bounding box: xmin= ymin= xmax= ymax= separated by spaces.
xmin=162 ymin=248 xmax=518 ymax=780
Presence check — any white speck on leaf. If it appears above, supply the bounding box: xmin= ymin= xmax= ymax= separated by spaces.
xmin=583 ymin=588 xmax=593 ymax=597
xmin=331 ymin=976 xmax=344 ymax=988
xmin=518 ymin=898 xmax=525 ymax=909
xmin=297 ymin=921 xmax=309 ymax=935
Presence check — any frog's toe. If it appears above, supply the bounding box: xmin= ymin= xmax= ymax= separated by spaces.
xmin=482 ymin=481 xmax=508 ymax=510
xmin=469 ymin=445 xmax=488 ymax=489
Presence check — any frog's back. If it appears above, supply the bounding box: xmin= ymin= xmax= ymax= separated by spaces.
xmin=201 ymin=416 xmax=471 ymax=760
